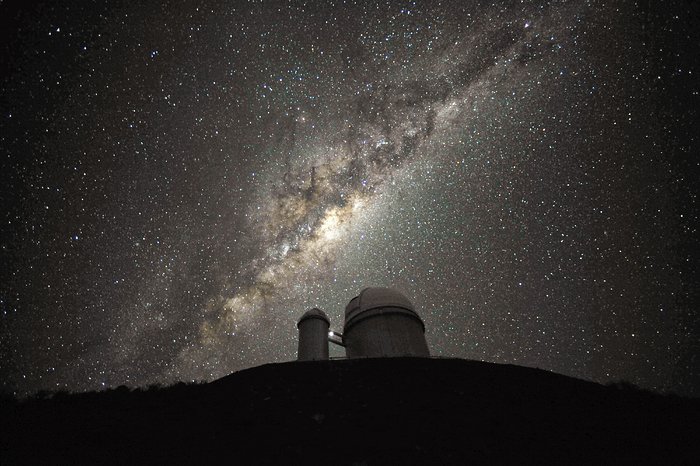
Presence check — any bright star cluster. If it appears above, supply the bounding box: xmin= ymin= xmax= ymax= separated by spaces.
xmin=1 ymin=1 xmax=697 ymax=396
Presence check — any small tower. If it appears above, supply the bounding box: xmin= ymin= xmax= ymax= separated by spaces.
xmin=297 ymin=308 xmax=330 ymax=361
xmin=343 ymin=287 xmax=429 ymax=358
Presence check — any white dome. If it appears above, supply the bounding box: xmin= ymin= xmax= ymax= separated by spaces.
xmin=344 ymin=287 xmax=417 ymax=327
xmin=342 ymin=287 xmax=429 ymax=358
xmin=351 ymin=287 xmax=415 ymax=315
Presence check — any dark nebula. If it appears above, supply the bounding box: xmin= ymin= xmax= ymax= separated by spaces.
xmin=1 ymin=0 xmax=698 ymax=395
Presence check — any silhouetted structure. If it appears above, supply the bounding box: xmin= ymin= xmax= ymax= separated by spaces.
xmin=3 ymin=358 xmax=698 ymax=464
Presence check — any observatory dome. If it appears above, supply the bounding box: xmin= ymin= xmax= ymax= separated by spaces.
xmin=345 ymin=287 xmax=417 ymax=326
xmin=343 ymin=287 xmax=429 ymax=358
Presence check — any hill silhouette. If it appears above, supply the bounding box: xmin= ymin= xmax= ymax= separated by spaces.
xmin=1 ymin=357 xmax=698 ymax=464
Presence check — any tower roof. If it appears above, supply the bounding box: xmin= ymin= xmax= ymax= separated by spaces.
xmin=297 ymin=307 xmax=330 ymax=327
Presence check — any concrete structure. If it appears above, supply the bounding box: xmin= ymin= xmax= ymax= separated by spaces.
xmin=297 ymin=308 xmax=330 ymax=361
xmin=343 ymin=287 xmax=429 ymax=358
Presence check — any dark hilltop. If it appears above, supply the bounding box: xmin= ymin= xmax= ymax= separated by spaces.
xmin=1 ymin=357 xmax=698 ymax=465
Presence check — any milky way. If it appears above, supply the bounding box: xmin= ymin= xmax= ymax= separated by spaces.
xmin=1 ymin=1 xmax=698 ymax=395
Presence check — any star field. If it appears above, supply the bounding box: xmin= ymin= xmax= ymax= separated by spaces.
xmin=1 ymin=0 xmax=698 ymax=396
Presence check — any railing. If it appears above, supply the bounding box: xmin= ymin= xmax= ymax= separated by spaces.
xmin=327 ymin=355 xmax=463 ymax=361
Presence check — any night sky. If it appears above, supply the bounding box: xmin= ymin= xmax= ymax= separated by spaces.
xmin=1 ymin=0 xmax=698 ymax=397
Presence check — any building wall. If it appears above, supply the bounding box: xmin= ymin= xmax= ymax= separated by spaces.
xmin=344 ymin=308 xmax=429 ymax=358
xmin=297 ymin=317 xmax=329 ymax=361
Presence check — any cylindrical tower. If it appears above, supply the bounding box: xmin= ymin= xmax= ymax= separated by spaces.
xmin=343 ymin=287 xmax=429 ymax=358
xmin=297 ymin=308 xmax=330 ymax=361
